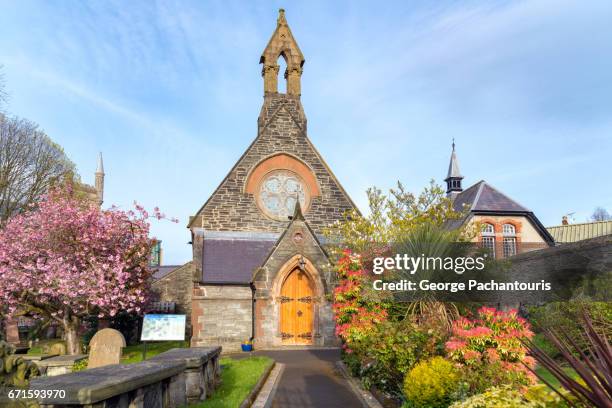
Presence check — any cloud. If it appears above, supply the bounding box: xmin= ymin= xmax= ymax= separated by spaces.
xmin=1 ymin=0 xmax=611 ymax=262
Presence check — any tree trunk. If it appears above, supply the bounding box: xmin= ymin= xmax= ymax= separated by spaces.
xmin=62 ymin=315 xmax=81 ymax=355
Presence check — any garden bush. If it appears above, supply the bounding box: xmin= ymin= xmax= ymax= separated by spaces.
xmin=445 ymin=306 xmax=536 ymax=393
xmin=72 ymin=358 xmax=88 ymax=372
xmin=334 ymin=251 xmax=440 ymax=396
xmin=450 ymin=386 xmax=526 ymax=408
xmin=349 ymin=320 xmax=430 ymax=395
xmin=449 ymin=385 xmax=572 ymax=408
xmin=528 ymin=299 xmax=611 ymax=355
xmin=403 ymin=357 xmax=461 ymax=408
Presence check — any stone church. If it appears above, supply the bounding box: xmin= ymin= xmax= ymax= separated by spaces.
xmin=150 ymin=9 xmax=556 ymax=352
xmin=186 ymin=10 xmax=356 ymax=351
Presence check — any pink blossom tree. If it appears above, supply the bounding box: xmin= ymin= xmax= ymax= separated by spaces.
xmin=0 ymin=185 xmax=172 ymax=354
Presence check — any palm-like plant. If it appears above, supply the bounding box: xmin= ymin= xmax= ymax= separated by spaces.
xmin=525 ymin=312 xmax=612 ymax=407
xmin=391 ymin=224 xmax=475 ymax=331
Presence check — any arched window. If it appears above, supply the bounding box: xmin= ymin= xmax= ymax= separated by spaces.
xmin=481 ymin=223 xmax=495 ymax=257
xmin=502 ymin=223 xmax=517 ymax=257
xmin=481 ymin=223 xmax=495 ymax=235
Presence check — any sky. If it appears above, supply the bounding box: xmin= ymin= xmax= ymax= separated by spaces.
xmin=1 ymin=0 xmax=611 ymax=265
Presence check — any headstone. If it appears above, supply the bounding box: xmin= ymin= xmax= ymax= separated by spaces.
xmin=5 ymin=319 xmax=20 ymax=344
xmin=49 ymin=342 xmax=67 ymax=356
xmin=87 ymin=328 xmax=126 ymax=368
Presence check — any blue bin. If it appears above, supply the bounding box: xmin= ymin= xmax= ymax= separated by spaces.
xmin=241 ymin=344 xmax=253 ymax=352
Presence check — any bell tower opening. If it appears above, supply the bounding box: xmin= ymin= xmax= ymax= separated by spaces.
xmin=278 ymin=54 xmax=288 ymax=94
xmin=260 ymin=9 xmax=305 ymax=97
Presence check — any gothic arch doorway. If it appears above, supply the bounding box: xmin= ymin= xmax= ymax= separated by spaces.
xmin=279 ymin=267 xmax=314 ymax=344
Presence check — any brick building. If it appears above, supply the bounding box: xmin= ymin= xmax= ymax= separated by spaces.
xmin=444 ymin=142 xmax=554 ymax=257
xmin=185 ymin=10 xmax=356 ymax=351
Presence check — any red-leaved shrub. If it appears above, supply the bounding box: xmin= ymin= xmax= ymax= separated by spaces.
xmin=446 ymin=306 xmax=536 ymax=392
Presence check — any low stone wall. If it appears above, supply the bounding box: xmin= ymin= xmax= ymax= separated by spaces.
xmin=28 ymin=346 xmax=221 ymax=407
xmin=150 ymin=347 xmax=221 ymax=404
xmin=33 ymin=355 xmax=87 ymax=377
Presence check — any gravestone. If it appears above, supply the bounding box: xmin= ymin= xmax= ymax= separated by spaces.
xmin=87 ymin=328 xmax=126 ymax=368
xmin=5 ymin=319 xmax=20 ymax=344
xmin=49 ymin=342 xmax=67 ymax=356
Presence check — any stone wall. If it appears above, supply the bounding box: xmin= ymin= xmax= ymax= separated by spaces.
xmin=151 ymin=262 xmax=194 ymax=335
xmin=28 ymin=347 xmax=222 ymax=407
xmin=505 ymin=234 xmax=612 ymax=303
xmin=191 ymin=285 xmax=253 ymax=352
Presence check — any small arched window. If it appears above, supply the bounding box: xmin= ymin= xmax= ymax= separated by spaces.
xmin=502 ymin=224 xmax=516 ymax=236
xmin=481 ymin=223 xmax=495 ymax=235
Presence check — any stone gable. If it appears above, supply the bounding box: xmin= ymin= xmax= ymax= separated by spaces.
xmin=251 ymin=210 xmax=338 ymax=347
xmin=189 ymin=93 xmax=356 ymax=235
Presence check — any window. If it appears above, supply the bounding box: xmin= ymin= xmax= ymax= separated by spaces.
xmin=502 ymin=224 xmax=517 ymax=257
xmin=481 ymin=223 xmax=496 ymax=257
xmin=482 ymin=236 xmax=495 ymax=257
xmin=481 ymin=223 xmax=495 ymax=235
xmin=502 ymin=224 xmax=516 ymax=236
xmin=503 ymin=237 xmax=517 ymax=257
xmin=257 ymin=169 xmax=309 ymax=220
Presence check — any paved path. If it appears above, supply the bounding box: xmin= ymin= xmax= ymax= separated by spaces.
xmin=248 ymin=349 xmax=364 ymax=408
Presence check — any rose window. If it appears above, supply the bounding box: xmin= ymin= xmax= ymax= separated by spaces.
xmin=258 ymin=170 xmax=309 ymax=220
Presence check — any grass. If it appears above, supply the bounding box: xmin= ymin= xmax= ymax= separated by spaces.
xmin=120 ymin=341 xmax=189 ymax=364
xmin=26 ymin=339 xmax=63 ymax=355
xmin=191 ymin=356 xmax=274 ymax=408
xmin=535 ymin=366 xmax=579 ymax=389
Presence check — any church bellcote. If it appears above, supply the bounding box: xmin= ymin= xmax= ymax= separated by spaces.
xmin=260 ymin=9 xmax=305 ymax=96
xmin=445 ymin=140 xmax=463 ymax=197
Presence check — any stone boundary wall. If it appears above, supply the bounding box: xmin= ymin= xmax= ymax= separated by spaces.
xmin=27 ymin=346 xmax=221 ymax=407
xmin=505 ymin=234 xmax=612 ymax=302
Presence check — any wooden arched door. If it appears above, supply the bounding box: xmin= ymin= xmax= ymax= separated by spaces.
xmin=280 ymin=268 xmax=314 ymax=344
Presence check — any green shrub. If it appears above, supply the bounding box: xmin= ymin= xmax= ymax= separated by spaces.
xmin=524 ymin=384 xmax=573 ymax=407
xmin=449 ymin=385 xmax=572 ymax=408
xmin=72 ymin=358 xmax=88 ymax=372
xmin=404 ymin=357 xmax=460 ymax=408
xmin=450 ymin=386 xmax=530 ymax=408
xmin=346 ymin=320 xmax=430 ymax=396
xmin=528 ymin=300 xmax=611 ymax=355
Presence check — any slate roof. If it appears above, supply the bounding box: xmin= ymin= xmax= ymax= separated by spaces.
xmin=201 ymin=231 xmax=279 ymax=284
xmin=453 ymin=181 xmax=530 ymax=213
xmin=152 ymin=265 xmax=182 ymax=280
xmin=450 ymin=180 xmax=554 ymax=244
xmin=547 ymin=220 xmax=612 ymax=243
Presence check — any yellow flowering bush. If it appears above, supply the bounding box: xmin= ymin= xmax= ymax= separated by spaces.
xmin=403 ymin=357 xmax=460 ymax=407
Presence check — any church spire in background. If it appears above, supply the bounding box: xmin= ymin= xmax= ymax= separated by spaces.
xmin=95 ymin=152 xmax=104 ymax=206
xmin=260 ymin=9 xmax=305 ymax=96
xmin=445 ymin=139 xmax=463 ymax=198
